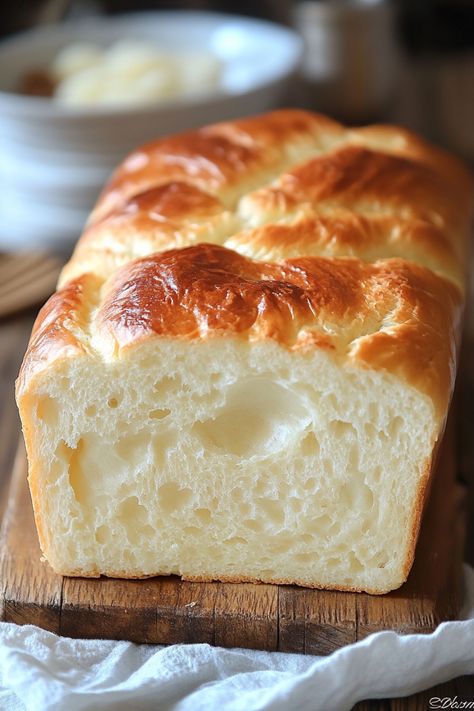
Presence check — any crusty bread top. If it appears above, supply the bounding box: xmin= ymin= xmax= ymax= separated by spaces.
xmin=19 ymin=243 xmax=461 ymax=418
xmin=59 ymin=109 xmax=472 ymax=288
xmin=18 ymin=110 xmax=472 ymax=419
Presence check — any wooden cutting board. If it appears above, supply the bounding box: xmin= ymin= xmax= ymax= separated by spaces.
xmin=0 ymin=431 xmax=464 ymax=654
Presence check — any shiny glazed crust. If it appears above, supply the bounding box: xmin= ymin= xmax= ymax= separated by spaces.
xmin=17 ymin=109 xmax=473 ymax=591
xmin=18 ymin=245 xmax=462 ymax=420
xmin=60 ymin=109 xmax=472 ymax=288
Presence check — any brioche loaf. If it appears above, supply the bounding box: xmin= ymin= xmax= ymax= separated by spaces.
xmin=17 ymin=110 xmax=472 ymax=593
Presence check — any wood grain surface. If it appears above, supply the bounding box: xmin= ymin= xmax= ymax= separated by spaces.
xmin=0 ymin=422 xmax=464 ymax=653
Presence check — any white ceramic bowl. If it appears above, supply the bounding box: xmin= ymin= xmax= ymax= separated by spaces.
xmin=0 ymin=12 xmax=302 ymax=251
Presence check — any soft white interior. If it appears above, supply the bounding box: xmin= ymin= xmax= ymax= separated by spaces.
xmin=28 ymin=338 xmax=438 ymax=592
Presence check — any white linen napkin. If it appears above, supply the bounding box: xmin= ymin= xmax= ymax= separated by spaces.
xmin=1 ymin=565 xmax=473 ymax=711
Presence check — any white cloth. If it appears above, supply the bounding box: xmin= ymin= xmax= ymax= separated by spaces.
xmin=1 ymin=565 xmax=474 ymax=711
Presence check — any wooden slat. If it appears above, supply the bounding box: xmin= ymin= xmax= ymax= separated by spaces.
xmin=61 ymin=577 xmax=158 ymax=644
xmin=168 ymin=579 xmax=220 ymax=644
xmin=278 ymin=586 xmax=358 ymax=654
xmin=213 ymin=582 xmax=278 ymax=650
xmin=278 ymin=586 xmax=306 ymax=653
xmin=305 ymin=588 xmax=357 ymax=654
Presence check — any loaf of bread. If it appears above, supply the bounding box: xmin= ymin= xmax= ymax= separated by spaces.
xmin=17 ymin=110 xmax=472 ymax=593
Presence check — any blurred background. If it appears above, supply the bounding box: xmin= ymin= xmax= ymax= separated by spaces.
xmin=0 ymin=1 xmax=473 ymax=555
xmin=1 ymin=0 xmax=473 ymax=253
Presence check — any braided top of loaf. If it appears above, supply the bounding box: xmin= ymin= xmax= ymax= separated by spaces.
xmin=60 ymin=109 xmax=471 ymax=287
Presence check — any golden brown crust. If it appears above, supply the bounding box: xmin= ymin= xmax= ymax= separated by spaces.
xmin=61 ymin=182 xmax=237 ymax=285
xmin=59 ymin=110 xmax=472 ymax=288
xmin=270 ymin=146 xmax=464 ymax=227
xmin=226 ymin=213 xmax=462 ymax=286
xmin=16 ymin=273 xmax=100 ymax=397
xmin=20 ymin=242 xmax=462 ymax=419
xmin=95 ymin=244 xmax=461 ymax=417
xmin=90 ymin=110 xmax=471 ymax=224
xmin=89 ymin=109 xmax=344 ymax=222
xmin=87 ymin=182 xmax=226 ymax=243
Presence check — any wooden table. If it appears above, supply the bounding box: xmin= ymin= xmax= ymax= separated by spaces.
xmin=0 ymin=306 xmax=473 ymax=709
